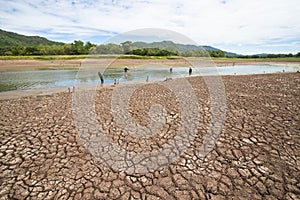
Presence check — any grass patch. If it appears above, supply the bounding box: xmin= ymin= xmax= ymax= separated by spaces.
xmin=118 ymin=55 xmax=152 ymax=59
xmin=118 ymin=55 xmax=184 ymax=59
xmin=34 ymin=56 xmax=56 ymax=60
xmin=211 ymin=57 xmax=300 ymax=61
xmin=166 ymin=56 xmax=183 ymax=59
xmin=0 ymin=54 xmax=183 ymax=60
xmin=87 ymin=55 xmax=119 ymax=59
xmin=1 ymin=55 xmax=300 ymax=62
xmin=0 ymin=55 xmax=122 ymax=60
xmin=37 ymin=66 xmax=79 ymax=70
xmin=33 ymin=55 xmax=88 ymax=60
xmin=0 ymin=84 xmax=18 ymax=92
xmin=0 ymin=55 xmax=88 ymax=60
xmin=0 ymin=56 xmax=35 ymax=60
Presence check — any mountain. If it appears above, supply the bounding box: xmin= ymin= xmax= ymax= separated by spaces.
xmin=0 ymin=29 xmax=64 ymax=46
xmin=130 ymin=40 xmax=238 ymax=57
xmin=0 ymin=29 xmax=239 ymax=56
xmin=254 ymin=53 xmax=269 ymax=57
xmin=131 ymin=40 xmax=221 ymax=51
xmin=224 ymin=51 xmax=240 ymax=57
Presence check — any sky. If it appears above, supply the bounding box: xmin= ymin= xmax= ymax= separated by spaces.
xmin=1 ymin=0 xmax=300 ymax=54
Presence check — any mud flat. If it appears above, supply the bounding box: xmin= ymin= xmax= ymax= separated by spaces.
xmin=0 ymin=73 xmax=299 ymax=199
xmin=1 ymin=58 xmax=300 ymax=71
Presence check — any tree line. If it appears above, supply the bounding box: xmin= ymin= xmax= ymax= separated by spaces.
xmin=0 ymin=40 xmax=95 ymax=56
xmin=0 ymin=41 xmax=225 ymax=57
xmin=237 ymin=52 xmax=300 ymax=59
xmin=0 ymin=40 xmax=299 ymax=58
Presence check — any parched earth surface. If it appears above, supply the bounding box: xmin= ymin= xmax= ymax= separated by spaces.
xmin=0 ymin=73 xmax=299 ymax=199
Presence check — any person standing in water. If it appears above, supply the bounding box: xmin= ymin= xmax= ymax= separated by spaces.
xmin=189 ymin=67 xmax=192 ymax=76
xmin=170 ymin=68 xmax=173 ymax=73
xmin=124 ymin=66 xmax=129 ymax=72
xmin=98 ymin=72 xmax=104 ymax=86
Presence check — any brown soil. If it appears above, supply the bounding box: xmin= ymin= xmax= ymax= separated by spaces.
xmin=0 ymin=73 xmax=299 ymax=199
xmin=1 ymin=58 xmax=299 ymax=71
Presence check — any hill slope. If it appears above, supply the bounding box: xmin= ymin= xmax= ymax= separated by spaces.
xmin=131 ymin=40 xmax=221 ymax=51
xmin=0 ymin=29 xmax=64 ymax=46
xmin=130 ymin=40 xmax=238 ymax=57
xmin=0 ymin=29 xmax=239 ymax=57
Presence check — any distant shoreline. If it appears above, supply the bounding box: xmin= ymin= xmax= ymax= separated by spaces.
xmin=0 ymin=56 xmax=300 ymax=71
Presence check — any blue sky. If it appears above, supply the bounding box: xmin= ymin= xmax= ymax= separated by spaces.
xmin=1 ymin=0 xmax=300 ymax=54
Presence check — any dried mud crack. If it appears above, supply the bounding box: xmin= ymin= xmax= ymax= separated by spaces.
xmin=0 ymin=73 xmax=299 ymax=199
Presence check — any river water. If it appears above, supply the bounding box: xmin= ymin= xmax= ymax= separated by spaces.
xmin=0 ymin=65 xmax=299 ymax=92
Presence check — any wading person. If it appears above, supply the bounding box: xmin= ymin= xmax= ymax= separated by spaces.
xmin=124 ymin=66 xmax=129 ymax=72
xmin=170 ymin=68 xmax=173 ymax=73
xmin=189 ymin=67 xmax=192 ymax=76
xmin=98 ymin=72 xmax=104 ymax=86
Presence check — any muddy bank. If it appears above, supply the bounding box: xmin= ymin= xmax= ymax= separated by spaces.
xmin=1 ymin=58 xmax=300 ymax=71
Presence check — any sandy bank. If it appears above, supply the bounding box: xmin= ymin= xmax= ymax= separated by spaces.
xmin=1 ymin=58 xmax=300 ymax=71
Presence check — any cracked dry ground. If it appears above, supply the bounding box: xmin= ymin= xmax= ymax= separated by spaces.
xmin=0 ymin=73 xmax=299 ymax=199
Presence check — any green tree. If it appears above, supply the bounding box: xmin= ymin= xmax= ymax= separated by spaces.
xmin=208 ymin=50 xmax=225 ymax=57
xmin=128 ymin=48 xmax=177 ymax=56
xmin=121 ymin=41 xmax=132 ymax=54
xmin=24 ymin=46 xmax=39 ymax=55
xmin=84 ymin=41 xmax=96 ymax=53
xmin=74 ymin=40 xmax=85 ymax=54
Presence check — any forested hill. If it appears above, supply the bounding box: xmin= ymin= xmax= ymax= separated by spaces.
xmin=0 ymin=29 xmax=221 ymax=51
xmin=0 ymin=29 xmax=229 ymax=57
xmin=0 ymin=29 xmax=64 ymax=46
xmin=0 ymin=29 xmax=298 ymax=58
xmin=131 ymin=41 xmax=221 ymax=52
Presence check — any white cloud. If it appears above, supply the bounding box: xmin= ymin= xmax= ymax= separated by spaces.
xmin=1 ymin=0 xmax=300 ymax=53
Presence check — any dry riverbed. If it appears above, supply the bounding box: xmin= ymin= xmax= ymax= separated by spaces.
xmin=0 ymin=73 xmax=299 ymax=199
